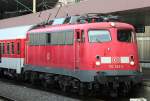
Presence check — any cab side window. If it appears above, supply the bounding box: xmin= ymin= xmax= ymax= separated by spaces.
xmin=76 ymin=29 xmax=85 ymax=43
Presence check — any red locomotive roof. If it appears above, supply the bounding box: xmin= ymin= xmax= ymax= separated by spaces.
xmin=28 ymin=22 xmax=134 ymax=33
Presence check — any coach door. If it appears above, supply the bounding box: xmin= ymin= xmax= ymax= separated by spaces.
xmin=75 ymin=29 xmax=85 ymax=70
xmin=16 ymin=39 xmax=22 ymax=73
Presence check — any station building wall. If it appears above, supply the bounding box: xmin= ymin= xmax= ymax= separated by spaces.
xmin=137 ymin=26 xmax=150 ymax=68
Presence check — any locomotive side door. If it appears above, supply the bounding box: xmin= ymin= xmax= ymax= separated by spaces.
xmin=74 ymin=29 xmax=85 ymax=70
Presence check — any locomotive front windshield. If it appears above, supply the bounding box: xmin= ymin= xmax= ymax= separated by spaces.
xmin=117 ymin=30 xmax=134 ymax=42
xmin=88 ymin=30 xmax=111 ymax=43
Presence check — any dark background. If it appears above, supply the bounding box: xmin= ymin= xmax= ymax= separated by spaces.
xmin=0 ymin=0 xmax=58 ymax=19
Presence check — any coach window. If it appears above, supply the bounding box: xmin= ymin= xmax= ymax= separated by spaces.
xmin=0 ymin=43 xmax=1 ymax=55
xmin=17 ymin=42 xmax=20 ymax=54
xmin=0 ymin=43 xmax=4 ymax=55
xmin=1 ymin=43 xmax=4 ymax=54
xmin=2 ymin=43 xmax=5 ymax=54
xmin=11 ymin=42 xmax=14 ymax=54
xmin=0 ymin=43 xmax=1 ymax=52
xmin=0 ymin=43 xmax=1 ymax=63
xmin=7 ymin=43 xmax=10 ymax=54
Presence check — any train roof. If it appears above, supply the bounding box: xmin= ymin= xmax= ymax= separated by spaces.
xmin=0 ymin=25 xmax=33 ymax=40
xmin=28 ymin=22 xmax=134 ymax=33
xmin=28 ymin=14 xmax=134 ymax=33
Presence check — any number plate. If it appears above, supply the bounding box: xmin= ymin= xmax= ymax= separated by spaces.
xmin=108 ymin=65 xmax=124 ymax=69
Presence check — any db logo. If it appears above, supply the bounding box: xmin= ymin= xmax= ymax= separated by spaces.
xmin=111 ymin=57 xmax=120 ymax=63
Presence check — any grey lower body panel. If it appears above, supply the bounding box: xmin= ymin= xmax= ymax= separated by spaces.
xmin=96 ymin=71 xmax=142 ymax=84
xmin=23 ymin=64 xmax=142 ymax=83
xmin=23 ymin=65 xmax=96 ymax=82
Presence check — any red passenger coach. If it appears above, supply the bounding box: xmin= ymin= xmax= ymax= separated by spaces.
xmin=0 ymin=26 xmax=32 ymax=73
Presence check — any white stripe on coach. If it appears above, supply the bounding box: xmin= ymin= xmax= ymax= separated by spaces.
xmin=0 ymin=57 xmax=24 ymax=73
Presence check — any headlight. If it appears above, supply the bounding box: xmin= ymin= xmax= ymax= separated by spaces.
xmin=96 ymin=61 xmax=101 ymax=66
xmin=130 ymin=61 xmax=135 ymax=65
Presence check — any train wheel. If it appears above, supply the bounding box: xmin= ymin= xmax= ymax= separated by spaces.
xmin=110 ymin=89 xmax=118 ymax=97
xmin=30 ymin=72 xmax=39 ymax=85
xmin=78 ymin=82 xmax=89 ymax=96
xmin=41 ymin=79 xmax=48 ymax=89
xmin=14 ymin=74 xmax=22 ymax=81
xmin=0 ymin=69 xmax=4 ymax=78
xmin=59 ymin=79 xmax=70 ymax=93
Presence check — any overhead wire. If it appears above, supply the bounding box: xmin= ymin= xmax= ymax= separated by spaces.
xmin=13 ymin=0 xmax=33 ymax=13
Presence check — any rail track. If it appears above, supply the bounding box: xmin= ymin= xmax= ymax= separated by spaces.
xmin=0 ymin=77 xmax=149 ymax=101
xmin=0 ymin=78 xmax=102 ymax=101
xmin=0 ymin=95 xmax=15 ymax=101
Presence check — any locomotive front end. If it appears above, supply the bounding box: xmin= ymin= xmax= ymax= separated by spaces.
xmin=86 ymin=22 xmax=142 ymax=96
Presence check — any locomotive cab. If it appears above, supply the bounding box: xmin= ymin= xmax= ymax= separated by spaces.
xmin=81 ymin=22 xmax=142 ymax=95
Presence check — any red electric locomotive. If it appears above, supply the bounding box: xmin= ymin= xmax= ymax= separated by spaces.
xmin=0 ymin=14 xmax=142 ymax=96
